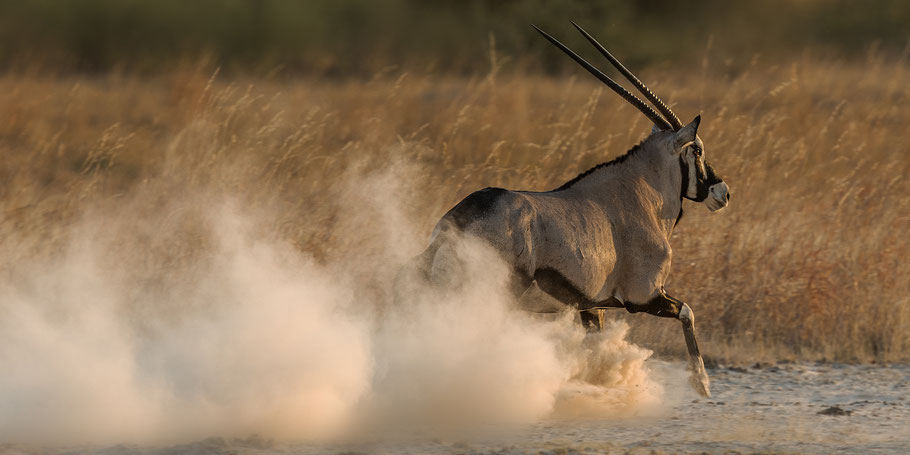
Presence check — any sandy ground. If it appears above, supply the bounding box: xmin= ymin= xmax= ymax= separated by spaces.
xmin=3 ymin=362 xmax=907 ymax=455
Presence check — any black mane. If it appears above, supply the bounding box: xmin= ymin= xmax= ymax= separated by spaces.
xmin=550 ymin=143 xmax=643 ymax=192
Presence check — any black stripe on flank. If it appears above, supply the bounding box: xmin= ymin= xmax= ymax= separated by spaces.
xmin=532 ymin=267 xmax=622 ymax=311
xmin=533 ymin=267 xmax=594 ymax=307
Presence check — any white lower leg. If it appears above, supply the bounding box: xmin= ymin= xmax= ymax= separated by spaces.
xmin=680 ymin=303 xmax=711 ymax=398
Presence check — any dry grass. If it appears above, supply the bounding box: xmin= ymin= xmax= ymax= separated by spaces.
xmin=1 ymin=54 xmax=909 ymax=363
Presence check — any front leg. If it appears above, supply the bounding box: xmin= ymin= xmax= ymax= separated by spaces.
xmin=678 ymin=302 xmax=711 ymax=398
xmin=624 ymin=289 xmax=711 ymax=398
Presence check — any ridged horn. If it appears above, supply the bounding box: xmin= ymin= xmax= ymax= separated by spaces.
xmin=571 ymin=21 xmax=683 ymax=131
xmin=533 ymin=24 xmax=673 ymax=131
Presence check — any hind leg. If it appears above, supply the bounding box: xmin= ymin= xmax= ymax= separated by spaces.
xmin=530 ymin=268 xmax=621 ymax=332
xmin=394 ymin=242 xmax=442 ymax=302
xmin=508 ymin=270 xmax=533 ymax=301
xmin=579 ymin=309 xmax=606 ymax=332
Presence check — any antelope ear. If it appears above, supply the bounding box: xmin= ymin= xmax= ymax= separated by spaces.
xmin=674 ymin=115 xmax=701 ymax=149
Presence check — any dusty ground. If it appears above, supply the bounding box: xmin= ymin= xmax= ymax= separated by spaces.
xmin=4 ymin=362 xmax=906 ymax=455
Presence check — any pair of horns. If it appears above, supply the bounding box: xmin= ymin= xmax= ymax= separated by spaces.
xmin=533 ymin=22 xmax=683 ymax=132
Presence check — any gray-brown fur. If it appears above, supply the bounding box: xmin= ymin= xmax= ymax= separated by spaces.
xmin=429 ymin=125 xmax=693 ymax=307
xmin=415 ymin=117 xmax=726 ymax=398
xmin=410 ymin=25 xmax=734 ymax=398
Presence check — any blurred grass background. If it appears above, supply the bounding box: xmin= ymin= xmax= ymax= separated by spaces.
xmin=1 ymin=0 xmax=909 ymax=363
xmin=1 ymin=0 xmax=909 ymax=75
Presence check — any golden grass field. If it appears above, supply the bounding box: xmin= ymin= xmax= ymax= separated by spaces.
xmin=1 ymin=53 xmax=908 ymax=365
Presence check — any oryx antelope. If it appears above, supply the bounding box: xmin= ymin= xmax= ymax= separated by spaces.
xmin=413 ymin=23 xmax=730 ymax=397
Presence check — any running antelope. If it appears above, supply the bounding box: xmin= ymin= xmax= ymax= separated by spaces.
xmin=413 ymin=23 xmax=730 ymax=397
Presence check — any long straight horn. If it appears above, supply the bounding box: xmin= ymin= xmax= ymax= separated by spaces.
xmin=533 ymin=25 xmax=673 ymax=131
xmin=571 ymin=21 xmax=683 ymax=131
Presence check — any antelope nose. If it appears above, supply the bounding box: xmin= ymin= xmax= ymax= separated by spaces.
xmin=710 ymin=182 xmax=729 ymax=201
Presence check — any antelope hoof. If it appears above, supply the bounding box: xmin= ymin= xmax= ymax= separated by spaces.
xmin=688 ymin=355 xmax=712 ymax=398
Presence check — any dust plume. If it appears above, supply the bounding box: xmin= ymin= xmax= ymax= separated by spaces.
xmin=0 ymin=162 xmax=677 ymax=444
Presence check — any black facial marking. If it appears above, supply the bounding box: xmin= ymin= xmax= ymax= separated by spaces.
xmin=694 ymin=163 xmax=711 ymax=201
xmin=704 ymin=162 xmax=723 ymax=186
xmin=681 ymin=149 xmax=724 ymax=203
xmin=676 ymin=155 xmax=688 ymax=226
xmin=695 ymin=162 xmax=723 ymax=201
xmin=444 ymin=187 xmax=508 ymax=230
xmin=679 ymin=155 xmax=689 ymax=201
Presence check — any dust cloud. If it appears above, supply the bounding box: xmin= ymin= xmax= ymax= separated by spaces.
xmin=0 ymin=165 xmax=678 ymax=445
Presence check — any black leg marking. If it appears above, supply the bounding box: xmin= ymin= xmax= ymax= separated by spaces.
xmin=625 ymin=288 xmax=712 ymax=397
xmin=623 ymin=288 xmax=683 ymax=318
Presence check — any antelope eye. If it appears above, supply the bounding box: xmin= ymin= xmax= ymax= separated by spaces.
xmin=692 ymin=146 xmax=702 ymax=157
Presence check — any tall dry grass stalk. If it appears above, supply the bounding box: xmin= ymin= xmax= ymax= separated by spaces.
xmin=1 ymin=54 xmax=908 ymax=363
